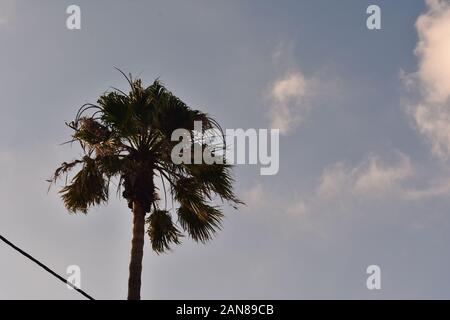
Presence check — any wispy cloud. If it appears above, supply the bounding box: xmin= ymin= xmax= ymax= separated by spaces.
xmin=268 ymin=70 xmax=313 ymax=135
xmin=313 ymin=150 xmax=450 ymax=206
xmin=244 ymin=182 xmax=266 ymax=208
xmin=266 ymin=42 xmax=343 ymax=136
xmin=265 ymin=42 xmax=318 ymax=135
xmin=402 ymin=179 xmax=450 ymax=200
xmin=317 ymin=152 xmax=413 ymax=200
xmin=244 ymin=150 xmax=450 ymax=220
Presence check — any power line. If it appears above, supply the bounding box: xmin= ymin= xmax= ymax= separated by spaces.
xmin=0 ymin=234 xmax=95 ymax=300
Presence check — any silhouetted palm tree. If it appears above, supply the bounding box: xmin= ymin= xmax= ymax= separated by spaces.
xmin=50 ymin=71 xmax=241 ymax=300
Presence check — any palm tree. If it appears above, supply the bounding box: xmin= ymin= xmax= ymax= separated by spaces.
xmin=50 ymin=71 xmax=241 ymax=300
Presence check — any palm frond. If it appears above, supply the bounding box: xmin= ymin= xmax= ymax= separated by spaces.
xmin=59 ymin=157 xmax=109 ymax=213
xmin=186 ymin=162 xmax=243 ymax=208
xmin=146 ymin=209 xmax=182 ymax=253
xmin=173 ymin=177 xmax=224 ymax=242
xmin=48 ymin=158 xmax=85 ymax=185
xmin=177 ymin=205 xmax=223 ymax=243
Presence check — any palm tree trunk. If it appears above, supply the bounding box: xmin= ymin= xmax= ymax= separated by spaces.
xmin=127 ymin=201 xmax=146 ymax=300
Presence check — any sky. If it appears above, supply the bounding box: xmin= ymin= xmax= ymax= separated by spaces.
xmin=2 ymin=0 xmax=450 ymax=299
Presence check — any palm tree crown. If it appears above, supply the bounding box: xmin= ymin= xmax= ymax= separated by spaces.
xmin=50 ymin=72 xmax=241 ymax=253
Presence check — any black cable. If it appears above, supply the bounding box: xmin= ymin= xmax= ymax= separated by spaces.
xmin=0 ymin=234 xmax=95 ymax=300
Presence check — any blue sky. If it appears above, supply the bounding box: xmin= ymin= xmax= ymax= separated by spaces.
xmin=2 ymin=0 xmax=450 ymax=299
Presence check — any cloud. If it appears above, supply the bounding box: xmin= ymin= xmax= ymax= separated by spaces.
xmin=405 ymin=0 xmax=450 ymax=160
xmin=353 ymin=154 xmax=413 ymax=195
xmin=314 ymin=151 xmax=450 ymax=203
xmin=402 ymin=179 xmax=450 ymax=200
xmin=243 ymin=182 xmax=266 ymax=208
xmin=246 ymin=153 xmax=413 ymax=214
xmin=410 ymin=103 xmax=450 ymax=159
xmin=242 ymin=151 xmax=450 ymax=244
xmin=415 ymin=0 xmax=450 ymax=103
xmin=317 ymin=153 xmax=413 ymax=199
xmin=266 ymin=42 xmax=342 ymax=136
xmin=286 ymin=198 xmax=307 ymax=217
xmin=316 ymin=162 xmax=350 ymax=199
xmin=271 ymin=72 xmax=307 ymax=104
xmin=247 ymin=150 xmax=450 ymax=233
xmin=247 ymin=153 xmax=416 ymax=240
xmin=268 ymin=71 xmax=313 ymax=135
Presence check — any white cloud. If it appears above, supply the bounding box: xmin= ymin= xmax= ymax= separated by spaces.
xmin=402 ymin=179 xmax=450 ymax=200
xmin=268 ymin=71 xmax=313 ymax=135
xmin=415 ymin=0 xmax=450 ymax=103
xmin=405 ymin=0 xmax=450 ymax=160
xmin=317 ymin=153 xmax=413 ymax=199
xmin=266 ymin=41 xmax=344 ymax=136
xmin=246 ymin=151 xmax=450 ymax=230
xmin=411 ymin=103 xmax=450 ymax=159
xmin=314 ymin=151 xmax=450 ymax=203
xmin=271 ymin=72 xmax=308 ymax=104
xmin=270 ymin=153 xmax=416 ymax=239
xmin=316 ymin=162 xmax=350 ymax=199
xmin=353 ymin=154 xmax=413 ymax=195
xmin=241 ymin=151 xmax=450 ymax=244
